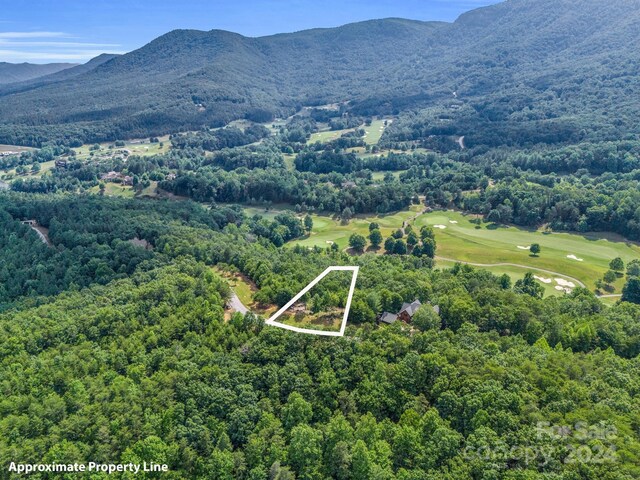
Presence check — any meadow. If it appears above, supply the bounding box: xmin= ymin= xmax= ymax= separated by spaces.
xmin=73 ymin=136 xmax=171 ymax=160
xmin=306 ymin=118 xmax=390 ymax=146
xmin=1 ymin=159 xmax=56 ymax=180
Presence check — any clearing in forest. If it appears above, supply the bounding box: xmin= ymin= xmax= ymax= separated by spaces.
xmin=266 ymin=267 xmax=358 ymax=336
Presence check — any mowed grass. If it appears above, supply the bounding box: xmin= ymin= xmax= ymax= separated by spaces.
xmin=88 ymin=183 xmax=135 ymax=198
xmin=307 ymin=128 xmax=356 ymax=144
xmin=371 ymin=170 xmax=406 ymax=181
xmin=291 ymin=205 xmax=423 ymax=250
xmin=414 ymin=210 xmax=640 ymax=292
xmin=73 ymin=136 xmax=171 ymax=160
xmin=234 ymin=204 xmax=639 ymax=297
xmin=436 ymin=259 xmax=584 ymax=298
xmin=307 ymin=119 xmax=390 ymax=147
xmin=2 ymin=160 xmax=56 ymax=180
xmin=362 ymin=119 xmax=389 ymax=145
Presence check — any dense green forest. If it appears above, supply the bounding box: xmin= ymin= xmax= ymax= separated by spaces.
xmin=1 ymin=0 xmax=640 ymax=478
xmin=1 ymin=192 xmax=640 ymax=479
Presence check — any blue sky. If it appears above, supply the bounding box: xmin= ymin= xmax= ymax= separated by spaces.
xmin=1 ymin=0 xmax=501 ymax=64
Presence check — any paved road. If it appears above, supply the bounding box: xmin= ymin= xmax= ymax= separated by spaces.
xmin=435 ymin=256 xmax=587 ymax=288
xmin=228 ymin=292 xmax=249 ymax=314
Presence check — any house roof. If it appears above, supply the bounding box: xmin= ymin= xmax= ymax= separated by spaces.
xmin=399 ymin=299 xmax=422 ymax=317
xmin=379 ymin=312 xmax=398 ymax=324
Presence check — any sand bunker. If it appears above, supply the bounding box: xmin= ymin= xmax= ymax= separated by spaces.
xmin=449 ymin=220 xmax=459 ymax=224
xmin=325 ymin=241 xmax=334 ymax=245
xmin=517 ymin=245 xmax=531 ymax=250
xmin=567 ymin=254 xmax=584 ymax=262
xmin=555 ymin=285 xmax=572 ymax=293
xmin=534 ymin=275 xmax=552 ymax=284
xmin=433 ymin=225 xmax=447 ymax=229
xmin=555 ymin=278 xmax=576 ymax=288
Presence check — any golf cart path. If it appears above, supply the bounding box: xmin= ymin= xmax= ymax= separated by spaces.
xmin=435 ymin=256 xmax=587 ymax=288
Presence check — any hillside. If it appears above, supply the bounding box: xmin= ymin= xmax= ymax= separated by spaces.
xmin=0 ymin=54 xmax=120 ymax=96
xmin=0 ymin=62 xmax=77 ymax=85
xmin=0 ymin=0 xmax=639 ymax=145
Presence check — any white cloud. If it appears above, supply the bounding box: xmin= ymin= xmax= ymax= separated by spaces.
xmin=0 ymin=41 xmax=120 ymax=48
xmin=0 ymin=31 xmax=68 ymax=39
xmin=0 ymin=31 xmax=123 ymax=63
xmin=0 ymin=49 xmax=124 ymax=62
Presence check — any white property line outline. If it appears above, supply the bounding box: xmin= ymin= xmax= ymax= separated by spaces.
xmin=265 ymin=266 xmax=359 ymax=337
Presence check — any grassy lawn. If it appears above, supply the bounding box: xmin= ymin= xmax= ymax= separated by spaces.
xmin=137 ymin=181 xmax=160 ymax=198
xmin=225 ymin=203 xmax=639 ymax=298
xmin=2 ymin=160 xmax=56 ymax=180
xmin=307 ymin=128 xmax=356 ymax=144
xmin=362 ymin=119 xmax=388 ymax=145
xmin=73 ymin=137 xmax=171 ymax=160
xmin=88 ymin=183 xmax=135 ymax=198
xmin=213 ymin=266 xmax=276 ymax=317
xmin=290 ymin=205 xmax=423 ymax=250
xmin=371 ymin=170 xmax=406 ymax=181
xmin=283 ymin=154 xmax=296 ymax=170
xmin=413 ymin=210 xmax=639 ymax=293
xmin=436 ymin=258 xmax=586 ymax=298
xmin=307 ymin=119 xmax=390 ymax=147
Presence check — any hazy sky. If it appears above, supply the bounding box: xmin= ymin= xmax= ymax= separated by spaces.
xmin=1 ymin=0 xmax=501 ymax=63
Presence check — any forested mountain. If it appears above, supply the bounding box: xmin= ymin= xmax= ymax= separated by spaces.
xmin=0 ymin=62 xmax=77 ymax=85
xmin=1 ymin=0 xmax=640 ymax=145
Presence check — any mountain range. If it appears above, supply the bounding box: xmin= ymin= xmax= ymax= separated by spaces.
xmin=1 ymin=0 xmax=639 ymax=145
xmin=0 ymin=62 xmax=77 ymax=85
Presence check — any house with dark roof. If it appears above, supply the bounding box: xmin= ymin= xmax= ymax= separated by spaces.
xmin=379 ymin=312 xmax=398 ymax=324
xmin=398 ymin=300 xmax=422 ymax=322
xmin=378 ymin=299 xmax=440 ymax=326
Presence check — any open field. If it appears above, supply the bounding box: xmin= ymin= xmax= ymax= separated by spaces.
xmin=222 ymin=203 xmax=640 ymax=298
xmin=1 ymin=160 xmax=56 ymax=180
xmin=435 ymin=258 xmax=586 ymax=298
xmin=371 ymin=170 xmax=406 ymax=181
xmin=73 ymin=136 xmax=171 ymax=160
xmin=362 ymin=119 xmax=388 ymax=145
xmin=307 ymin=119 xmax=390 ymax=147
xmin=290 ymin=205 xmax=423 ymax=250
xmin=414 ymin=211 xmax=639 ymax=293
xmin=213 ymin=266 xmax=277 ymax=318
xmin=307 ymin=127 xmax=356 ymax=144
xmin=0 ymin=144 xmax=34 ymax=153
xmin=278 ymin=309 xmax=344 ymax=332
xmin=88 ymin=183 xmax=136 ymax=198
xmin=283 ymin=153 xmax=296 ymax=170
